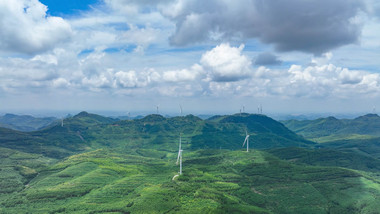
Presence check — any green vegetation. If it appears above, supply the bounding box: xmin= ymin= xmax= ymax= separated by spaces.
xmin=267 ymin=147 xmax=380 ymax=172
xmin=320 ymin=137 xmax=380 ymax=159
xmin=281 ymin=114 xmax=380 ymax=160
xmin=0 ymin=114 xmax=57 ymax=132
xmin=0 ymin=112 xmax=379 ymax=213
xmin=2 ymin=149 xmax=379 ymax=213
xmin=282 ymin=114 xmax=380 ymax=141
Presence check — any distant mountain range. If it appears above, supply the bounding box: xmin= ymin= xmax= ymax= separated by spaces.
xmin=0 ymin=114 xmax=58 ymax=132
xmin=0 ymin=112 xmax=312 ymax=158
xmin=282 ymin=114 xmax=380 ymax=141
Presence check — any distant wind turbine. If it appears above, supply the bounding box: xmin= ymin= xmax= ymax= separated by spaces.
xmin=61 ymin=117 xmax=64 ymax=127
xmin=156 ymin=105 xmax=160 ymax=114
xmin=242 ymin=129 xmax=250 ymax=152
xmin=179 ymin=104 xmax=183 ymax=116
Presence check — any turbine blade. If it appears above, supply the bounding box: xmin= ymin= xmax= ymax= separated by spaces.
xmin=243 ymin=136 xmax=249 ymax=146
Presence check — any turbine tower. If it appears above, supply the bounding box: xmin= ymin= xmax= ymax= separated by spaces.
xmin=176 ymin=133 xmax=183 ymax=175
xmin=179 ymin=104 xmax=183 ymax=116
xmin=242 ymin=129 xmax=250 ymax=152
xmin=61 ymin=117 xmax=64 ymax=127
xmin=156 ymin=105 xmax=159 ymax=114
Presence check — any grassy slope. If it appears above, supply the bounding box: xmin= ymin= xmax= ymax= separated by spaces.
xmin=319 ymin=138 xmax=380 ymax=159
xmin=267 ymin=147 xmax=380 ymax=172
xmin=1 ymin=149 xmax=379 ymax=214
xmin=0 ymin=147 xmax=56 ymax=205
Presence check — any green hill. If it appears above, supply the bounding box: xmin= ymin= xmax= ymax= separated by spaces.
xmin=282 ymin=114 xmax=380 ymax=142
xmin=70 ymin=113 xmax=312 ymax=153
xmin=0 ymin=112 xmax=118 ymax=158
xmin=319 ymin=137 xmax=380 ymax=159
xmin=0 ymin=114 xmax=57 ymax=132
xmin=0 ymin=146 xmax=56 ymax=200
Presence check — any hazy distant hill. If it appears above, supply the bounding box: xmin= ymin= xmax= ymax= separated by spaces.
xmin=0 ymin=112 xmax=119 ymax=158
xmin=0 ymin=112 xmax=311 ymax=158
xmin=282 ymin=114 xmax=380 ymax=141
xmin=0 ymin=114 xmax=57 ymax=132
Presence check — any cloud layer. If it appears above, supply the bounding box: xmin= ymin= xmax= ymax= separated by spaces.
xmin=163 ymin=0 xmax=364 ymax=55
xmin=1 ymin=35 xmax=380 ymax=100
xmin=0 ymin=0 xmax=380 ymax=113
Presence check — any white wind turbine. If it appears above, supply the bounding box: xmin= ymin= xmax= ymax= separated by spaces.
xmin=179 ymin=104 xmax=183 ymax=116
xmin=242 ymin=129 xmax=250 ymax=152
xmin=176 ymin=133 xmax=183 ymax=175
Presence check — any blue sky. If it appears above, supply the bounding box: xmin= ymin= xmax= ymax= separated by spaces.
xmin=39 ymin=0 xmax=99 ymax=16
xmin=1 ymin=0 xmax=380 ymax=116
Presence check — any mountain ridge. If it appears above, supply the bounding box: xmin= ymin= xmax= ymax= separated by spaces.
xmin=282 ymin=113 xmax=380 ymax=140
xmin=0 ymin=114 xmax=57 ymax=132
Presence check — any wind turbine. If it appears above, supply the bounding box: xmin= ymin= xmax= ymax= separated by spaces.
xmin=176 ymin=133 xmax=183 ymax=175
xmin=179 ymin=104 xmax=183 ymax=116
xmin=242 ymin=129 xmax=250 ymax=152
xmin=156 ymin=105 xmax=160 ymax=114
xmin=61 ymin=117 xmax=64 ymax=127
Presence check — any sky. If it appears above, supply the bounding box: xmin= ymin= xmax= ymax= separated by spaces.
xmin=1 ymin=0 xmax=380 ymax=116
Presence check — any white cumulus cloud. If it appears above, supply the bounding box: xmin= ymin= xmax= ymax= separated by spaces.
xmin=0 ymin=0 xmax=72 ymax=54
xmin=163 ymin=64 xmax=203 ymax=82
xmin=200 ymin=43 xmax=252 ymax=82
